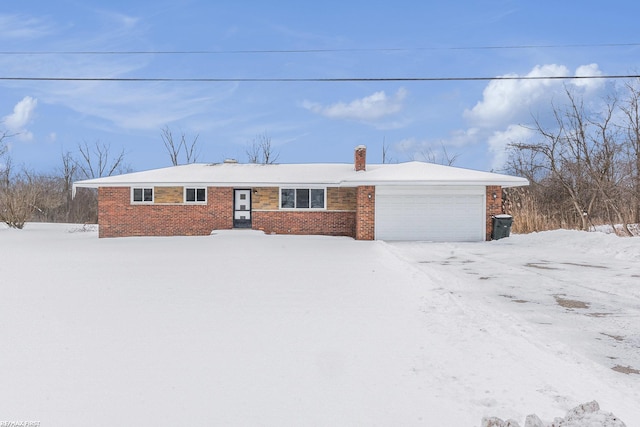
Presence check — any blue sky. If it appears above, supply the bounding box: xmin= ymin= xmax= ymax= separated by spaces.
xmin=2 ymin=0 xmax=640 ymax=174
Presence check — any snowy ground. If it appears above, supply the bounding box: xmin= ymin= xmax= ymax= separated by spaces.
xmin=0 ymin=223 xmax=638 ymax=426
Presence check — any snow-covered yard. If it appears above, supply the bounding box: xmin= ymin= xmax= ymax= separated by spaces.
xmin=1 ymin=223 xmax=638 ymax=426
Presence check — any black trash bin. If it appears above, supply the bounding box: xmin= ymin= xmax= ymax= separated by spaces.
xmin=492 ymin=214 xmax=513 ymax=240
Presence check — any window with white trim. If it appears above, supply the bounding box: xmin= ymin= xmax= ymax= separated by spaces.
xmin=280 ymin=188 xmax=325 ymax=209
xmin=185 ymin=187 xmax=207 ymax=203
xmin=132 ymin=187 xmax=153 ymax=203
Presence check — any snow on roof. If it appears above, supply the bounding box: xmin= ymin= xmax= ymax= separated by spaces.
xmin=73 ymin=161 xmax=529 ymax=189
xmin=342 ymin=161 xmax=529 ymax=187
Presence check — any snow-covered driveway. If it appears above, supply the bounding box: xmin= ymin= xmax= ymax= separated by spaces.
xmin=1 ymin=224 xmax=638 ymax=426
xmin=388 ymin=230 xmax=640 ymax=378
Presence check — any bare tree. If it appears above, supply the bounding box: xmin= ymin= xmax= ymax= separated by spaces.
xmin=29 ymin=174 xmax=66 ymax=223
xmin=0 ymin=130 xmax=8 ymax=159
xmin=246 ymin=133 xmax=279 ymax=164
xmin=70 ymin=141 xmax=129 ymax=223
xmin=26 ymin=151 xmax=98 ymax=224
xmin=0 ymin=133 xmax=127 ymax=227
xmin=419 ymin=143 xmax=459 ymax=166
xmin=161 ymin=126 xmax=200 ymax=166
xmin=508 ymin=95 xmax=595 ymax=230
xmin=60 ymin=151 xmax=77 ymax=221
xmin=507 ymin=87 xmax=631 ymax=232
xmin=31 ymin=151 xmax=85 ymax=224
xmin=382 ymin=137 xmax=393 ymax=164
xmin=619 ymin=79 xmax=640 ymax=224
xmin=586 ymin=97 xmax=630 ymax=234
xmin=0 ymin=132 xmax=33 ymax=228
xmin=76 ymin=140 xmax=128 ymax=179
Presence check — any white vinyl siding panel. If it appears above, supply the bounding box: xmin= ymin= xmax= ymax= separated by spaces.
xmin=375 ymin=186 xmax=485 ymax=242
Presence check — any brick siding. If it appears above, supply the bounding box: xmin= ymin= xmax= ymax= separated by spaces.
xmin=98 ymin=186 xmax=360 ymax=238
xmin=98 ymin=187 xmax=233 ymax=237
xmin=485 ymin=185 xmax=503 ymax=241
xmin=98 ymin=184 xmax=498 ymax=241
xmin=355 ymin=185 xmax=375 ymax=240
xmin=252 ymin=211 xmax=356 ymax=237
xmin=253 ymin=186 xmax=358 ymax=211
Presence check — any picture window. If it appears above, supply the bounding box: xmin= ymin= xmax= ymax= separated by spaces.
xmin=280 ymin=188 xmax=325 ymax=209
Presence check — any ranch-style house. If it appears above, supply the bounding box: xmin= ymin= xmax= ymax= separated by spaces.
xmin=73 ymin=146 xmax=528 ymax=241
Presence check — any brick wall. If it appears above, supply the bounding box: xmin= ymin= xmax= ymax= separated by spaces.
xmin=250 ymin=186 xmax=358 ymax=237
xmin=253 ymin=186 xmax=358 ymax=211
xmin=355 ymin=186 xmax=375 ymax=240
xmin=485 ymin=185 xmax=503 ymax=240
xmin=99 ymin=184 xmax=496 ymax=241
xmin=252 ymin=211 xmax=356 ymax=237
xmin=98 ymin=186 xmax=360 ymax=238
xmin=98 ymin=187 xmax=233 ymax=237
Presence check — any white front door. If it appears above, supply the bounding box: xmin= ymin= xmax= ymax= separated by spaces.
xmin=233 ymin=189 xmax=252 ymax=228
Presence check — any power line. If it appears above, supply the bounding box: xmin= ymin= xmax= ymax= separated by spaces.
xmin=0 ymin=75 xmax=638 ymax=82
xmin=1 ymin=42 xmax=640 ymax=55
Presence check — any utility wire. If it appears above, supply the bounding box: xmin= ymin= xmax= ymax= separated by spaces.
xmin=0 ymin=75 xmax=638 ymax=82
xmin=1 ymin=42 xmax=640 ymax=55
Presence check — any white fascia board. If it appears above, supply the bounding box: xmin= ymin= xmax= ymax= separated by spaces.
xmin=500 ymin=180 xmax=530 ymax=188
xmin=74 ymin=181 xmax=214 ymax=188
xmin=340 ymin=179 xmax=529 ymax=187
xmin=73 ymin=180 xmax=343 ymax=189
xmin=233 ymin=181 xmax=340 ymax=187
xmin=74 ymin=178 xmax=528 ymax=191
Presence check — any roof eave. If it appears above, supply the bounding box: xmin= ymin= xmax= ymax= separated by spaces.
xmin=341 ymin=179 xmax=530 ymax=187
xmin=72 ymin=180 xmax=344 ymax=189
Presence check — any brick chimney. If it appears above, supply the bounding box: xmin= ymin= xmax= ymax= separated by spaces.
xmin=354 ymin=145 xmax=367 ymax=171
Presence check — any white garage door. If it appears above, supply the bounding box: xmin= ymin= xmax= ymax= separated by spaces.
xmin=375 ymin=186 xmax=485 ymax=241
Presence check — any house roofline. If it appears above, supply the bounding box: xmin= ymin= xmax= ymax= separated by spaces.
xmin=339 ymin=179 xmax=528 ymax=187
xmin=74 ymin=178 xmax=529 ymax=192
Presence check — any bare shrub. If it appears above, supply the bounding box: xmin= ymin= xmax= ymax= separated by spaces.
xmin=0 ymin=160 xmax=41 ymax=229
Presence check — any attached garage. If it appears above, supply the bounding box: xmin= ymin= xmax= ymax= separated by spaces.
xmin=375 ymin=186 xmax=485 ymax=242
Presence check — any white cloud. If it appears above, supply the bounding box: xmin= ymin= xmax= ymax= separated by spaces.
xmin=0 ymin=14 xmax=53 ymax=40
xmin=394 ymin=64 xmax=607 ymax=170
xmin=393 ymin=129 xmax=482 ymax=165
xmin=487 ymin=124 xmax=534 ymax=170
xmin=0 ymin=11 xmax=225 ymax=134
xmin=573 ymin=63 xmax=604 ymax=90
xmin=4 ymin=96 xmax=37 ymax=129
xmin=441 ymin=63 xmax=609 ymax=169
xmin=3 ymin=96 xmax=37 ymax=141
xmin=464 ymin=64 xmax=606 ymax=129
xmin=464 ymin=64 xmax=570 ymax=127
xmin=24 ymin=57 xmax=240 ymax=131
xmin=303 ymin=88 xmax=407 ymax=121
xmin=97 ymin=10 xmax=140 ymax=29
xmin=447 ymin=127 xmax=481 ymax=147
xmin=67 ymin=83 xmax=240 ymax=130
